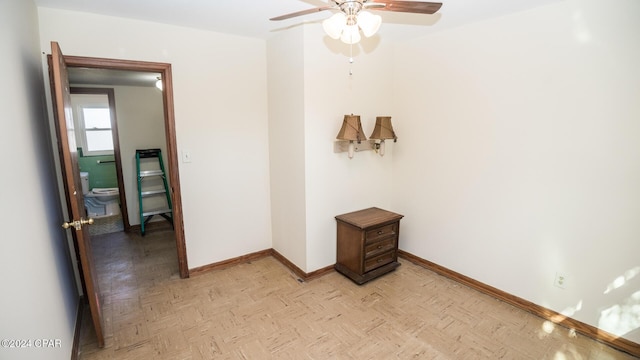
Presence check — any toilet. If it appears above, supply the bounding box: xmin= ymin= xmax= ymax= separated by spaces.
xmin=80 ymin=172 xmax=121 ymax=218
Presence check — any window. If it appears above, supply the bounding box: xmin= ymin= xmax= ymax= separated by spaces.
xmin=71 ymin=93 xmax=114 ymax=156
xmin=82 ymin=107 xmax=113 ymax=153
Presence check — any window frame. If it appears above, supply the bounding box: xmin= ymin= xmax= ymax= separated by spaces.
xmin=70 ymin=90 xmax=117 ymax=157
xmin=78 ymin=104 xmax=113 ymax=156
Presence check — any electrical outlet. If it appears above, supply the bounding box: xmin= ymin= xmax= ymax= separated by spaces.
xmin=554 ymin=272 xmax=568 ymax=289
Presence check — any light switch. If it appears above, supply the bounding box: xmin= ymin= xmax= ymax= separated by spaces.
xmin=182 ymin=150 xmax=192 ymax=163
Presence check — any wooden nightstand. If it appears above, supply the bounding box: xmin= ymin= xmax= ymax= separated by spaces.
xmin=335 ymin=207 xmax=404 ymax=284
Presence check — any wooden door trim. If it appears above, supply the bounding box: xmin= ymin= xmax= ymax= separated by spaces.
xmin=70 ymin=87 xmax=131 ymax=231
xmin=63 ymin=55 xmax=189 ymax=278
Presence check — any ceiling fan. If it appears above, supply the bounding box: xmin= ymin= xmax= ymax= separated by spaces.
xmin=270 ymin=0 xmax=443 ymax=44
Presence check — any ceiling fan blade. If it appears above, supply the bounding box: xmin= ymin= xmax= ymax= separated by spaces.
xmin=368 ymin=1 xmax=442 ymax=15
xmin=270 ymin=6 xmax=336 ymax=21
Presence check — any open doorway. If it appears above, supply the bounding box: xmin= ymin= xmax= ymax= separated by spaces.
xmin=64 ymin=55 xmax=188 ymax=279
xmin=69 ymin=87 xmax=129 ymax=235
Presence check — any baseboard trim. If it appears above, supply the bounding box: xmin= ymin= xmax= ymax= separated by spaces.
xmin=71 ymin=296 xmax=84 ymax=360
xmin=189 ymin=249 xmax=272 ymax=276
xmin=398 ymin=250 xmax=640 ymax=358
xmin=189 ymin=248 xmax=335 ymax=281
xmin=271 ymin=249 xmax=334 ymax=281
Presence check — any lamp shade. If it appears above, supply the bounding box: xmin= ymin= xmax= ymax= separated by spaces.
xmin=336 ymin=114 xmax=367 ymax=142
xmin=369 ymin=116 xmax=397 ymax=140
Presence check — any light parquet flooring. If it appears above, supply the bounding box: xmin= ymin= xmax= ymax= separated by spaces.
xmin=78 ymin=226 xmax=638 ymax=359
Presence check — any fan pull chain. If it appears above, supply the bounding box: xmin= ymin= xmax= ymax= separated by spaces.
xmin=349 ymin=42 xmax=354 ymax=76
xmin=347 ymin=41 xmax=355 ymax=111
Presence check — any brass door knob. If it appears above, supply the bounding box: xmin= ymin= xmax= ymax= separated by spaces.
xmin=62 ymin=217 xmax=95 ymax=230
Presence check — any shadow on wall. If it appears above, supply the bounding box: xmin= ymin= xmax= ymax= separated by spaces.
xmin=598 ymin=266 xmax=640 ymax=338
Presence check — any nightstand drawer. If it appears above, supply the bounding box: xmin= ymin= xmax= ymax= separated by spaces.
xmin=364 ymin=250 xmax=395 ymax=272
xmin=364 ymin=237 xmax=396 ymax=259
xmin=365 ymin=223 xmax=397 ymax=243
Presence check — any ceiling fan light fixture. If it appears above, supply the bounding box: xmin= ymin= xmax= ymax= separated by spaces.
xmin=270 ymin=1 xmax=443 ymax=44
xmin=322 ymin=12 xmax=346 ymax=39
xmin=357 ymin=11 xmax=382 ymax=38
xmin=340 ymin=24 xmax=361 ymax=44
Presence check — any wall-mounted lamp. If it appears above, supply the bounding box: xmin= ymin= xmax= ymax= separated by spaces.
xmin=155 ymin=77 xmax=163 ymax=91
xmin=369 ymin=116 xmax=397 ymax=157
xmin=335 ymin=114 xmax=367 ymax=159
xmin=334 ymin=115 xmax=397 ymax=158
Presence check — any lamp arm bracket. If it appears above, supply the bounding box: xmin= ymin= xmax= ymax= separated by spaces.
xmin=333 ymin=139 xmax=378 ymax=153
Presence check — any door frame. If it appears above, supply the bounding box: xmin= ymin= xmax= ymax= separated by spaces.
xmin=64 ymin=55 xmax=189 ymax=278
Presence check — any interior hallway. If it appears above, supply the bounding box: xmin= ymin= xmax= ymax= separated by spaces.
xmin=77 ymin=226 xmax=638 ymax=359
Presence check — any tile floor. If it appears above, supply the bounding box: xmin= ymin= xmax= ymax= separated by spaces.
xmin=77 ymin=225 xmax=638 ymax=359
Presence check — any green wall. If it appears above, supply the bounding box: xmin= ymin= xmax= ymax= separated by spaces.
xmin=77 ymin=148 xmax=118 ymax=189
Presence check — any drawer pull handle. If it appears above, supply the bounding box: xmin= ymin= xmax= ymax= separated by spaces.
xmin=377 ymin=258 xmax=383 ymax=263
xmin=377 ymin=230 xmax=384 ymax=235
xmin=377 ymin=245 xmax=382 ymax=249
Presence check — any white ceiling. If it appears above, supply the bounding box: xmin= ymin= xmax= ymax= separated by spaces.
xmin=41 ymin=0 xmax=562 ymax=87
xmin=34 ymin=0 xmax=563 ymax=40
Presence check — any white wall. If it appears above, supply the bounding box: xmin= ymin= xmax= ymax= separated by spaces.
xmin=267 ymin=27 xmax=308 ymax=269
xmin=38 ymin=8 xmax=272 ymax=269
xmin=302 ymin=26 xmax=396 ymax=271
xmin=0 ymin=1 xmax=78 ymax=359
xmin=268 ymin=23 xmax=397 ymax=272
xmin=393 ymin=0 xmax=640 ymax=343
xmin=268 ymin=24 xmax=396 ymax=273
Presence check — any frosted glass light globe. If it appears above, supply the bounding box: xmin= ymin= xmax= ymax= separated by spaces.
xmin=357 ymin=11 xmax=381 ymax=37
xmin=322 ymin=12 xmax=346 ymax=39
xmin=340 ymin=24 xmax=361 ymax=44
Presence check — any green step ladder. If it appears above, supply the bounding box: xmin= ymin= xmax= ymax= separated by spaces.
xmin=136 ymin=148 xmax=173 ymax=235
